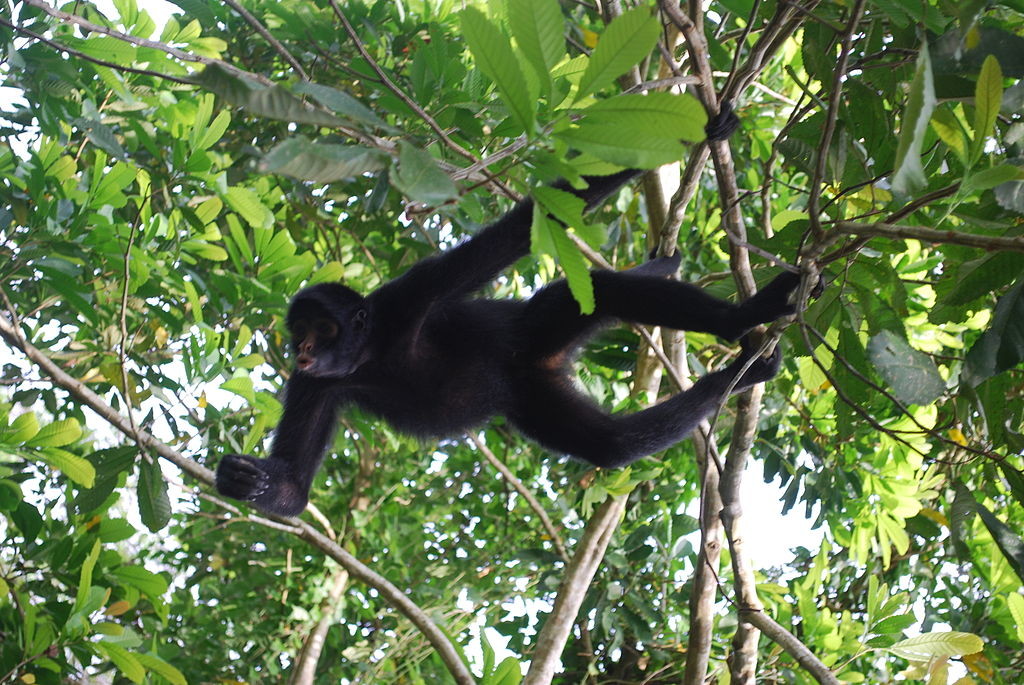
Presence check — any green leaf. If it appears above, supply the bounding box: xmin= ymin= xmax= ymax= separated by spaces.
xmin=551 ymin=224 xmax=594 ymax=314
xmin=25 ymin=418 xmax=81 ymax=448
xmin=94 ymin=642 xmax=145 ymax=684
xmin=962 ymin=164 xmax=1023 ymax=195
xmin=507 ymin=0 xmax=566 ymax=96
xmin=75 ymin=539 xmax=101 ymax=612
xmin=392 ymin=142 xmax=458 ymax=205
xmin=575 ymin=7 xmax=660 ymax=101
xmin=871 ymin=613 xmax=917 ymax=635
xmin=461 ymin=6 xmax=535 ymax=135
xmin=558 ymin=122 xmax=686 ymax=168
xmin=39 ymin=448 xmax=96 ymax=488
xmin=1007 ymin=593 xmax=1024 ymax=643
xmin=262 ymin=137 xmax=387 ymax=183
xmin=192 ymin=64 xmax=343 ymax=127
xmin=225 ymin=186 xmax=273 ymax=229
xmin=971 ymin=55 xmax=1003 ymax=162
xmin=534 ymin=187 xmax=586 ymax=229
xmin=4 ymin=411 xmax=39 ymax=444
xmin=962 ymin=278 xmax=1024 ymax=386
xmin=137 ymin=457 xmax=171 ymax=532
xmin=887 ymin=631 xmax=983 ymax=660
xmin=112 ymin=565 xmax=169 ymax=599
xmin=580 ymin=92 xmax=707 ymax=142
xmin=975 ymin=498 xmax=1024 ymax=584
xmin=292 ymin=82 xmax=390 ymax=130
xmin=866 ymin=330 xmax=946 ymax=406
xmin=135 ymin=653 xmax=187 ymax=685
xmin=930 ymin=107 xmax=968 ymax=163
xmin=892 ymin=42 xmax=936 ymax=196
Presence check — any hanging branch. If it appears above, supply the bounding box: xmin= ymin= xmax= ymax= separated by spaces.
xmin=0 ymin=311 xmax=475 ymax=685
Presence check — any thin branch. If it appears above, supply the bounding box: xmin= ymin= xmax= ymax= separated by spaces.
xmin=21 ymin=0 xmax=271 ymax=85
xmin=470 ymin=436 xmax=570 ymax=563
xmin=221 ymin=0 xmax=309 ymax=80
xmin=0 ymin=310 xmax=474 ymax=685
xmin=832 ymin=221 xmax=1024 ymax=253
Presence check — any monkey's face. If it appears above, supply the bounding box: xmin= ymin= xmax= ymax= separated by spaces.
xmin=289 ymin=304 xmax=369 ymax=378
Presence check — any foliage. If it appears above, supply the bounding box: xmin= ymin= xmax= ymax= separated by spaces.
xmin=0 ymin=0 xmax=1023 ymax=683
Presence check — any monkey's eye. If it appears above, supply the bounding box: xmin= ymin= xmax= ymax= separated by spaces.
xmin=315 ymin=319 xmax=338 ymax=340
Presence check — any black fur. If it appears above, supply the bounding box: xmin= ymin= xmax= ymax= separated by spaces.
xmin=216 ymin=106 xmax=802 ymax=517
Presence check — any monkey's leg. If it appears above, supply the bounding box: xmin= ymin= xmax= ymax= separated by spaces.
xmin=512 ymin=347 xmax=778 ymax=468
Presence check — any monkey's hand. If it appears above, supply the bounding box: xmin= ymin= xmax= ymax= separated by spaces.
xmin=728 ymin=335 xmax=783 ymax=392
xmin=215 ymin=454 xmax=308 ymax=517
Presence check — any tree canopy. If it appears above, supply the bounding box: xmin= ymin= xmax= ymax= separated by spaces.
xmin=1 ymin=0 xmax=1023 ymax=683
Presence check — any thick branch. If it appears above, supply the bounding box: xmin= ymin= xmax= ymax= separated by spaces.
xmin=523 ymin=495 xmax=627 ymax=685
xmin=739 ymin=609 xmax=841 ymax=685
xmin=0 ymin=313 xmax=474 ymax=685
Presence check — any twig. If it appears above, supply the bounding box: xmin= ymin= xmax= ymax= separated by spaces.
xmin=470 ymin=436 xmax=570 ymax=563
xmin=221 ymin=0 xmax=309 ymax=80
xmin=832 ymin=221 xmax=1024 ymax=253
xmin=21 ymin=0 xmax=271 ymax=85
xmin=739 ymin=609 xmax=841 ymax=684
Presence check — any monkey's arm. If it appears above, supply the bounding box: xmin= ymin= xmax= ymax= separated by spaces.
xmin=215 ymin=375 xmax=343 ymax=517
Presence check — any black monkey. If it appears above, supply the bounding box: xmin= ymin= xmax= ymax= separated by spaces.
xmin=215 ymin=107 xmax=805 ymax=516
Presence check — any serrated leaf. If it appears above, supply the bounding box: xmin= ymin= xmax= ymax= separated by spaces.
xmin=137 ymin=457 xmax=171 ymax=532
xmin=25 ymin=418 xmax=82 ymax=447
xmin=892 ymin=42 xmax=936 ymax=196
xmin=972 ymin=55 xmax=1003 ymax=162
xmin=575 ymin=7 xmax=660 ymax=101
xmin=580 ymin=92 xmax=707 ymax=142
xmin=551 ymin=224 xmax=594 ymax=314
xmin=1007 ymin=593 xmax=1024 ymax=642
xmin=887 ymin=631 xmax=983 ymax=660
xmin=263 ymin=137 xmax=387 ymax=183
xmin=392 ymin=142 xmax=457 ymax=205
xmin=508 ymin=0 xmax=566 ymax=96
xmin=534 ymin=187 xmax=586 ymax=229
xmin=866 ymin=330 xmax=945 ymax=406
xmin=39 ymin=448 xmax=96 ymax=488
xmin=461 ymin=7 xmax=535 ymax=135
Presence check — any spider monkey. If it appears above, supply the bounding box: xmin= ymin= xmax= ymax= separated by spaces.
xmin=215 ymin=105 xmax=810 ymax=516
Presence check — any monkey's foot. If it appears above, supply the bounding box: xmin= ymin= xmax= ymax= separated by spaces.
xmin=216 ymin=453 xmax=270 ymax=502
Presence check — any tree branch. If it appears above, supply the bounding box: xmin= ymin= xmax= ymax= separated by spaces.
xmin=0 ymin=311 xmax=474 ymax=685
xmin=833 ymin=221 xmax=1024 ymax=253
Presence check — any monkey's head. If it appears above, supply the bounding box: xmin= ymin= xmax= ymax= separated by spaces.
xmin=287 ymin=283 xmax=370 ymax=378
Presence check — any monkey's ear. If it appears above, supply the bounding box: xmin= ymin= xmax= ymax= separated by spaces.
xmin=352 ymin=308 xmax=368 ymax=329
xmin=704 ymin=101 xmax=740 ymax=141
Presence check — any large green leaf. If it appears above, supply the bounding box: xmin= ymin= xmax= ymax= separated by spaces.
xmin=392 ymin=142 xmax=458 ymax=205
xmin=579 ymin=92 xmax=707 ymax=142
xmin=461 ymin=7 xmax=535 ymax=135
xmin=971 ymin=55 xmax=1004 ymax=162
xmin=892 ymin=42 xmax=936 ymax=196
xmin=507 ymin=0 xmax=566 ymax=96
xmin=962 ymin=278 xmax=1024 ymax=386
xmin=887 ymin=631 xmax=983 ymax=660
xmin=137 ymin=457 xmax=171 ymax=533
xmin=866 ymin=331 xmax=946 ymax=406
xmin=262 ymin=137 xmax=387 ymax=183
xmin=559 ymin=122 xmax=686 ymax=168
xmin=575 ymin=7 xmax=660 ymax=101
xmin=193 ymin=64 xmax=343 ymax=127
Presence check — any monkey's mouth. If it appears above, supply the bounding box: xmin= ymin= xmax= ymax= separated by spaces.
xmin=296 ymin=355 xmax=314 ymax=371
